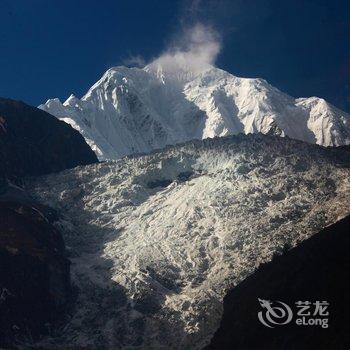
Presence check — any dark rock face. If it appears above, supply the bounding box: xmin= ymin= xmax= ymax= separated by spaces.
xmin=207 ymin=216 xmax=350 ymax=350
xmin=0 ymin=97 xmax=94 ymax=347
xmin=0 ymin=97 xmax=98 ymax=180
xmin=0 ymin=199 xmax=71 ymax=348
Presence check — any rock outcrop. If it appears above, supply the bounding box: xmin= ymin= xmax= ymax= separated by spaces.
xmin=0 ymin=197 xmax=71 ymax=347
xmin=0 ymin=97 xmax=98 ymax=181
xmin=0 ymin=97 xmax=96 ymax=347
xmin=207 ymin=215 xmax=350 ymax=350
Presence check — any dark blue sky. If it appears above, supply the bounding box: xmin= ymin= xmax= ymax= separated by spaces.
xmin=0 ymin=0 xmax=349 ymax=112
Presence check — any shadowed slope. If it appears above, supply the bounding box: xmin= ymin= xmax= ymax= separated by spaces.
xmin=0 ymin=97 xmax=98 ymax=181
xmin=207 ymin=215 xmax=350 ymax=350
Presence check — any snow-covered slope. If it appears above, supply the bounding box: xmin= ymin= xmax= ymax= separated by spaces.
xmin=26 ymin=134 xmax=350 ymax=349
xmin=39 ymin=63 xmax=350 ymax=160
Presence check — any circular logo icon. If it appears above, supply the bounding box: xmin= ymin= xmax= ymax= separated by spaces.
xmin=258 ymin=298 xmax=293 ymax=328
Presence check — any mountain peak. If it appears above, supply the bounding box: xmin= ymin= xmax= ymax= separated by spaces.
xmin=39 ymin=64 xmax=350 ymax=160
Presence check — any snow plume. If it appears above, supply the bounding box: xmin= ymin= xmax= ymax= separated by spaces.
xmin=149 ymin=23 xmax=221 ymax=75
xmin=122 ymin=55 xmax=146 ymax=68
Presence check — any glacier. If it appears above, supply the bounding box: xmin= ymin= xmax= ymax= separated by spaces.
xmin=39 ymin=62 xmax=350 ymax=160
xmin=26 ymin=134 xmax=350 ymax=349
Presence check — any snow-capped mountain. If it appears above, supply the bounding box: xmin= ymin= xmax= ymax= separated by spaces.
xmin=26 ymin=134 xmax=350 ymax=349
xmin=39 ymin=62 xmax=350 ymax=160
